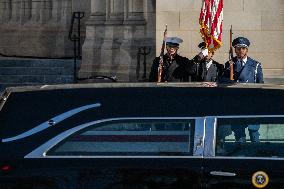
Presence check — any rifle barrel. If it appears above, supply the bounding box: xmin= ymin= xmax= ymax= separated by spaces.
xmin=157 ymin=25 xmax=168 ymax=82
xmin=229 ymin=25 xmax=234 ymax=81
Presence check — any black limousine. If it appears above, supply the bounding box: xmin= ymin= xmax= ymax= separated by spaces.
xmin=1 ymin=83 xmax=284 ymax=189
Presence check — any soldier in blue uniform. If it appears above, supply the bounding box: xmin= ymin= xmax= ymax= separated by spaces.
xmin=191 ymin=42 xmax=224 ymax=82
xmin=222 ymin=37 xmax=264 ymax=83
xmin=223 ymin=37 xmax=264 ymax=143
xmin=149 ymin=37 xmax=195 ymax=82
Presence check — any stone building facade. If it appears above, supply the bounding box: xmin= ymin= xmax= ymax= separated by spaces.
xmin=79 ymin=0 xmax=156 ymax=81
xmin=156 ymin=0 xmax=284 ymax=83
xmin=0 ymin=0 xmax=91 ymax=57
xmin=0 ymin=0 xmax=283 ymax=83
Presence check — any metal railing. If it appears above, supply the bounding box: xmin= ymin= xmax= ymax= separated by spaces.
xmin=136 ymin=47 xmax=151 ymax=81
xmin=68 ymin=11 xmax=85 ymax=83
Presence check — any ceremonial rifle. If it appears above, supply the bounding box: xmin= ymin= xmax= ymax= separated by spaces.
xmin=229 ymin=25 xmax=234 ymax=81
xmin=157 ymin=25 xmax=167 ymax=82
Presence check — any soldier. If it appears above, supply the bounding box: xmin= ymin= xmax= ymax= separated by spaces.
xmin=191 ymin=42 xmax=224 ymax=82
xmin=149 ymin=37 xmax=195 ymax=82
xmin=222 ymin=37 xmax=264 ymax=143
xmin=222 ymin=36 xmax=264 ymax=83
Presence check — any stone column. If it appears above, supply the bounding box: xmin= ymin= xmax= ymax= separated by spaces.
xmin=106 ymin=0 xmax=124 ymax=24
xmin=31 ymin=0 xmax=41 ymax=23
xmin=118 ymin=0 xmax=147 ymax=81
xmin=11 ymin=0 xmax=21 ymax=22
xmin=0 ymin=1 xmax=4 ymax=24
xmin=87 ymin=0 xmax=106 ymax=24
xmin=51 ymin=0 xmax=62 ymax=23
xmin=124 ymin=0 xmax=145 ymax=24
xmin=60 ymin=0 xmax=72 ymax=27
xmin=40 ymin=0 xmax=52 ymax=24
xmin=20 ymin=0 xmax=32 ymax=24
xmin=79 ymin=0 xmax=156 ymax=81
xmin=79 ymin=0 xmax=107 ymax=78
xmin=0 ymin=0 xmax=12 ymax=23
xmin=0 ymin=1 xmax=3 ymax=24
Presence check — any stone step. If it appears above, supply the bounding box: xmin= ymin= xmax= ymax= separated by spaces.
xmin=0 ymin=59 xmax=76 ymax=68
xmin=0 ymin=58 xmax=78 ymax=92
xmin=0 ymin=75 xmax=74 ymax=84
xmin=0 ymin=67 xmax=74 ymax=75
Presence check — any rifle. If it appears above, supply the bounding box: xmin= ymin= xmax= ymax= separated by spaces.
xmin=157 ymin=25 xmax=168 ymax=82
xmin=229 ymin=25 xmax=234 ymax=81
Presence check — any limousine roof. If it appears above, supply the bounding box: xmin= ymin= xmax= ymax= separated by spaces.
xmin=2 ymin=82 xmax=284 ymax=93
xmin=1 ymin=82 xmax=284 ymax=157
xmin=1 ymin=82 xmax=284 ymax=122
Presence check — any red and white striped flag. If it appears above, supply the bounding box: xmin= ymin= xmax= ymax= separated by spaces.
xmin=199 ymin=0 xmax=223 ymax=52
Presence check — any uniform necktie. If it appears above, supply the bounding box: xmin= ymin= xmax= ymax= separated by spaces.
xmin=238 ymin=60 xmax=245 ymax=67
xmin=236 ymin=60 xmax=242 ymax=71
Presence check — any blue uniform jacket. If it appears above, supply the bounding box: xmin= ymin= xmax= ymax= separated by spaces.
xmin=223 ymin=57 xmax=264 ymax=83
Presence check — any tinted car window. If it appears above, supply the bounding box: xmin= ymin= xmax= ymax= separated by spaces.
xmin=47 ymin=119 xmax=194 ymax=156
xmin=216 ymin=117 xmax=284 ymax=157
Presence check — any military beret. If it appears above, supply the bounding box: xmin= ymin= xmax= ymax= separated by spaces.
xmin=232 ymin=37 xmax=250 ymax=48
xmin=165 ymin=37 xmax=183 ymax=47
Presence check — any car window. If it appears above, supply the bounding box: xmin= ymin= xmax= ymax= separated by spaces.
xmin=47 ymin=119 xmax=194 ymax=156
xmin=216 ymin=117 xmax=284 ymax=157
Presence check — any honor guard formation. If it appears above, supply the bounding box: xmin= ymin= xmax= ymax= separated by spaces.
xmin=150 ymin=35 xmax=263 ymax=85
xmin=149 ymin=31 xmax=265 ymax=146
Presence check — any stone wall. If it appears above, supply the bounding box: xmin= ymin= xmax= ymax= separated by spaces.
xmin=156 ymin=0 xmax=284 ymax=82
xmin=1 ymin=0 xmax=283 ymax=83
xmin=79 ymin=0 xmax=156 ymax=81
xmin=0 ymin=0 xmax=91 ymax=58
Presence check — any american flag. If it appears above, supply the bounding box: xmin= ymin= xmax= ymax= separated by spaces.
xmin=199 ymin=0 xmax=223 ymax=52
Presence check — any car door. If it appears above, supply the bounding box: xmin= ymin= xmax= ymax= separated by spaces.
xmin=22 ymin=117 xmax=206 ymax=189
xmin=203 ymin=116 xmax=284 ymax=189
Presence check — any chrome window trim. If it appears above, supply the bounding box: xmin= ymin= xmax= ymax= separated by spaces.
xmin=0 ymin=89 xmax=11 ymax=111
xmin=2 ymin=103 xmax=101 ymax=143
xmin=25 ymin=117 xmax=198 ymax=159
xmin=193 ymin=118 xmax=205 ymax=157
xmin=27 ymin=155 xmax=205 ymax=159
xmin=205 ymin=156 xmax=284 ymax=161
xmin=24 ymin=115 xmax=284 ymax=159
xmin=204 ymin=117 xmax=217 ymax=157
xmin=215 ymin=115 xmax=284 ymax=119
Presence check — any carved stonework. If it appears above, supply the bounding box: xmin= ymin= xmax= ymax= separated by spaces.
xmin=87 ymin=0 xmax=106 ymax=24
xmin=106 ymin=0 xmax=124 ymax=24
xmin=79 ymin=0 xmax=156 ymax=81
xmin=124 ymin=0 xmax=145 ymax=25
xmin=0 ymin=0 xmax=91 ymax=58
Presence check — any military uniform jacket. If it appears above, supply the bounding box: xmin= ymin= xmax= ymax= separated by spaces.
xmin=190 ymin=55 xmax=224 ymax=82
xmin=149 ymin=54 xmax=195 ymax=82
xmin=223 ymin=57 xmax=264 ymax=83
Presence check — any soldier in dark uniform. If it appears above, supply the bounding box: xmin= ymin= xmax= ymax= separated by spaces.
xmin=222 ymin=37 xmax=264 ymax=143
xmin=191 ymin=42 xmax=224 ymax=82
xmin=149 ymin=37 xmax=195 ymax=82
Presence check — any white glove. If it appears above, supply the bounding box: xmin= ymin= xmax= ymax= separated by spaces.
xmin=201 ymin=48 xmax=209 ymax=57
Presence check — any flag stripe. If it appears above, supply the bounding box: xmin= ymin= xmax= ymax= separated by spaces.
xmin=199 ymin=0 xmax=223 ymax=52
